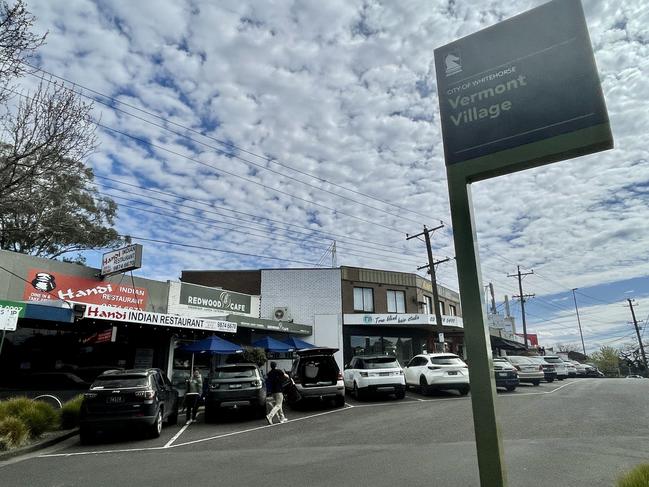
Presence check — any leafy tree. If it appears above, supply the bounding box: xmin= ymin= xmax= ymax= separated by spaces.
xmin=0 ymin=1 xmax=122 ymax=259
xmin=619 ymin=344 xmax=647 ymax=377
xmin=589 ymin=346 xmax=620 ymax=377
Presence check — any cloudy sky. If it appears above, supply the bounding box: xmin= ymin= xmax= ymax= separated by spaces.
xmin=14 ymin=0 xmax=649 ymax=352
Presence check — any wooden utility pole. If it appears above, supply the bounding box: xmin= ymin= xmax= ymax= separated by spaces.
xmin=627 ymin=299 xmax=648 ymax=372
xmin=407 ymin=224 xmax=449 ymax=351
xmin=508 ymin=266 xmax=534 ymax=348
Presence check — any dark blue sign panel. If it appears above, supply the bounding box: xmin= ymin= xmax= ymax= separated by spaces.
xmin=434 ymin=0 xmax=612 ymax=173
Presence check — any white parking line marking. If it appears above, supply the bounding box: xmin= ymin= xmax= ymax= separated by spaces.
xmin=171 ymin=407 xmax=352 ymax=449
xmin=345 ymin=403 xmax=355 ymax=408
xmin=164 ymin=421 xmax=192 ymax=448
xmin=36 ymin=381 xmax=585 ymax=459
xmin=40 ymin=446 xmax=165 ymax=458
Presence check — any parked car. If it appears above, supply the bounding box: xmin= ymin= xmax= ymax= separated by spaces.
xmin=492 ymin=358 xmax=519 ymax=391
xmin=289 ymin=348 xmax=345 ymax=408
xmin=565 ymin=361 xmax=577 ymax=378
xmin=527 ymin=357 xmax=557 ymax=382
xmin=343 ymin=355 xmax=406 ymax=400
xmin=541 ymin=356 xmax=569 ymax=380
xmin=404 ymin=353 xmax=469 ymax=395
xmin=569 ymin=362 xmax=590 ymax=377
xmin=79 ymin=368 xmax=179 ymax=443
xmin=505 ymin=356 xmax=544 ymax=386
xmin=626 ymin=374 xmax=644 ymax=379
xmin=204 ymin=363 xmax=266 ymax=421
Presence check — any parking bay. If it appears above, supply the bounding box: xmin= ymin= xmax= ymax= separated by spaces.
xmin=3 ymin=379 xmax=648 ymax=487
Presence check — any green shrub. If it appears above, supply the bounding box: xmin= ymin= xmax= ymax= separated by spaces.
xmin=0 ymin=417 xmax=29 ymax=449
xmin=618 ymin=464 xmax=649 ymax=487
xmin=0 ymin=397 xmax=59 ymax=437
xmin=60 ymin=395 xmax=84 ymax=430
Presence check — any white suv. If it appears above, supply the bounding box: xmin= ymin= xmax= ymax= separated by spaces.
xmin=542 ymin=355 xmax=569 ymax=380
xmin=343 ymin=355 xmax=406 ymax=400
xmin=404 ymin=353 xmax=470 ymax=395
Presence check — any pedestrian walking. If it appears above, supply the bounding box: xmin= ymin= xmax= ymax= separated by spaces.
xmin=185 ymin=368 xmax=203 ymax=422
xmin=265 ymin=361 xmax=288 ymax=425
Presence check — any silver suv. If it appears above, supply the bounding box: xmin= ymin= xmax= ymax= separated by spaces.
xmin=289 ymin=348 xmax=345 ymax=408
xmin=542 ymin=355 xmax=569 ymax=380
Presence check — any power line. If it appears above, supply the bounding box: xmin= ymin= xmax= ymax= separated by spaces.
xmin=95 ymin=176 xmax=419 ymax=255
xmin=25 ymin=66 xmax=442 ymax=224
xmin=5 ymin=85 xmax=416 ymax=237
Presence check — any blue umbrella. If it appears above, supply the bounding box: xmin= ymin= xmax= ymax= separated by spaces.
xmin=283 ymin=337 xmax=316 ymax=350
xmin=182 ymin=335 xmax=244 ymax=354
xmin=252 ymin=336 xmax=295 ymax=353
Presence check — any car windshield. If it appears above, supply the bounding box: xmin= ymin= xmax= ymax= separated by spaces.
xmin=543 ymin=357 xmax=563 ymax=364
xmin=508 ymin=357 xmax=531 ymax=364
xmin=92 ymin=375 xmax=149 ymax=388
xmin=430 ymin=356 xmax=464 ymax=366
xmin=213 ymin=367 xmax=256 ymax=379
xmin=362 ymin=358 xmax=400 ymax=369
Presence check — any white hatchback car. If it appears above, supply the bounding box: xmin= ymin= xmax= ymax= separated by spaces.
xmin=404 ymin=353 xmax=469 ymax=395
xmin=343 ymin=355 xmax=406 ymax=400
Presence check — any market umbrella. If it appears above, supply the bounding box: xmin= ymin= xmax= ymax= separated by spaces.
xmin=181 ymin=335 xmax=244 ymax=371
xmin=283 ymin=336 xmax=316 ymax=350
xmin=182 ymin=335 xmax=244 ymax=354
xmin=252 ymin=336 xmax=295 ymax=353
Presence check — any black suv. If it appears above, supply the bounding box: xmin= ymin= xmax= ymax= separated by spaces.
xmin=80 ymin=369 xmax=179 ymax=443
xmin=289 ymin=348 xmax=345 ymax=408
xmin=204 ymin=363 xmax=266 ymax=422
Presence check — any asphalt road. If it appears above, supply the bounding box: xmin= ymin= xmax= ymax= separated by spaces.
xmin=1 ymin=378 xmax=648 ymax=486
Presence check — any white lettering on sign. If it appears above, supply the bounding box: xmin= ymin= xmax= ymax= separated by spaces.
xmin=84 ymin=304 xmax=237 ymax=333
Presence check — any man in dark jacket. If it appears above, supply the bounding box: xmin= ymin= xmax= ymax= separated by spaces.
xmin=265 ymin=362 xmax=288 ymax=424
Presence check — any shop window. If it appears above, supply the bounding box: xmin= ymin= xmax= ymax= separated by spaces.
xmin=386 ymin=290 xmax=406 ymax=313
xmin=353 ymin=287 xmax=374 ymax=312
xmin=439 ymin=301 xmax=446 ymax=315
xmin=449 ymin=304 xmax=457 ymax=316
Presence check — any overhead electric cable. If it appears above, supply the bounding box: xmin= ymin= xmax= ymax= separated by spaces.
xmin=26 ymin=66 xmax=441 ymax=224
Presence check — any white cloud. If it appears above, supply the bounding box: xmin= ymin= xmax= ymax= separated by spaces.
xmin=10 ymin=0 xmax=648 ymax=349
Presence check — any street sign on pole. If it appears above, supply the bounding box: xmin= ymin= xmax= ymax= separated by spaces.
xmin=433 ymin=1 xmax=612 ymax=486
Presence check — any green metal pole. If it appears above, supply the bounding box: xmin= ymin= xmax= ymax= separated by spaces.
xmin=447 ymin=168 xmax=507 ymax=487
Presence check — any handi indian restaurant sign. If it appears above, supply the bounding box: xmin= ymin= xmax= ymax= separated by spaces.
xmin=101 ymin=244 xmax=143 ymax=278
xmin=83 ymin=304 xmax=237 ymax=333
xmin=23 ymin=269 xmax=148 ymax=309
xmin=434 ymin=0 xmax=612 ymax=181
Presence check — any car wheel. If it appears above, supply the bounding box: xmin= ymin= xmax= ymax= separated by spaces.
xmin=458 ymin=387 xmax=470 ymax=396
xmin=353 ymin=382 xmax=364 ymax=400
xmin=532 ymin=380 xmax=541 ymax=386
xmin=547 ymin=378 xmax=554 ymax=383
xmin=505 ymin=386 xmax=516 ymax=392
xmin=395 ymin=388 xmax=406 ymax=400
xmin=419 ymin=376 xmax=429 ymax=395
xmin=334 ymin=395 xmax=345 ymax=408
xmin=79 ymin=426 xmax=94 ymax=445
xmin=149 ymin=409 xmax=162 ymax=438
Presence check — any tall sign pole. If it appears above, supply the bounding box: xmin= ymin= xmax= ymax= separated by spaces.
xmin=434 ymin=1 xmax=612 ymax=485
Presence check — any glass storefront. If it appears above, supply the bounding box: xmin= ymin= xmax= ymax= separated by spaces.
xmin=344 ymin=326 xmax=429 ymax=367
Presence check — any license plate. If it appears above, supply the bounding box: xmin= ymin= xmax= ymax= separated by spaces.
xmin=447 ymin=371 xmax=458 ymax=376
xmin=107 ymin=396 xmax=123 ymax=403
xmin=379 ymin=372 xmax=390 ymax=376
xmin=497 ymin=372 xmax=508 ymax=377
xmin=229 ymin=384 xmax=242 ymax=389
